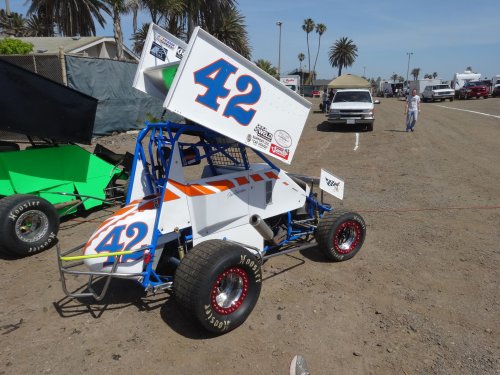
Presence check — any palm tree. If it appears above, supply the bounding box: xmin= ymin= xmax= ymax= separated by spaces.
xmin=312 ymin=23 xmax=326 ymax=81
xmin=28 ymin=0 xmax=108 ymax=37
xmin=131 ymin=22 xmax=149 ymax=55
xmin=105 ymin=0 xmax=145 ymax=61
xmin=391 ymin=73 xmax=398 ymax=83
xmin=204 ymin=5 xmax=250 ymax=58
xmin=0 ymin=10 xmax=27 ymax=36
xmin=184 ymin=0 xmax=237 ymax=41
xmin=132 ymin=1 xmax=250 ymax=59
xmin=302 ymin=18 xmax=314 ymax=84
xmin=328 ymin=36 xmax=358 ymax=76
xmin=398 ymin=75 xmax=404 ymax=83
xmin=298 ymin=52 xmax=305 ymax=72
xmin=432 ymin=72 xmax=438 ymax=79
xmin=255 ymin=59 xmax=277 ymax=78
xmin=411 ymin=68 xmax=420 ymax=80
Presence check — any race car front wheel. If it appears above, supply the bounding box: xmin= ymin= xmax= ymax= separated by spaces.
xmin=0 ymin=195 xmax=59 ymax=257
xmin=315 ymin=209 xmax=366 ymax=261
xmin=174 ymin=239 xmax=262 ymax=334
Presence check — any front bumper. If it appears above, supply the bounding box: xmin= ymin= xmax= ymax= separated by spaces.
xmin=327 ymin=117 xmax=374 ymax=125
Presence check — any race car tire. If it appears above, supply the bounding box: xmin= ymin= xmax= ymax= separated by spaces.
xmin=174 ymin=239 xmax=262 ymax=334
xmin=315 ymin=209 xmax=366 ymax=262
xmin=0 ymin=195 xmax=59 ymax=257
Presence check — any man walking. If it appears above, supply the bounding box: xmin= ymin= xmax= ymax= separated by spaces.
xmin=405 ymin=89 xmax=421 ymax=132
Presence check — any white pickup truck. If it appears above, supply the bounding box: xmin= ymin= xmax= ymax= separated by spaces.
xmin=327 ymin=89 xmax=378 ymax=131
xmin=421 ymin=84 xmax=455 ymax=102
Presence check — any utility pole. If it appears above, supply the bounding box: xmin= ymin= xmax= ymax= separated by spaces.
xmin=276 ymin=21 xmax=282 ymax=79
xmin=406 ymin=52 xmax=413 ymax=86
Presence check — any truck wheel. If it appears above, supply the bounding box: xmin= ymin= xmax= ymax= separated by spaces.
xmin=450 ymin=97 xmax=454 ymax=102
xmin=315 ymin=209 xmax=366 ymax=261
xmin=0 ymin=195 xmax=59 ymax=257
xmin=174 ymin=239 xmax=262 ymax=334
xmin=366 ymin=123 xmax=373 ymax=132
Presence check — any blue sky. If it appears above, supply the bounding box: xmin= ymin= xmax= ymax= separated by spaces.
xmin=7 ymin=0 xmax=500 ymax=81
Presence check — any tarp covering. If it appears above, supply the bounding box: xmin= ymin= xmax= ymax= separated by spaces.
xmin=327 ymin=74 xmax=371 ymax=89
xmin=65 ymin=56 xmax=175 ymax=136
xmin=0 ymin=58 xmax=97 ymax=144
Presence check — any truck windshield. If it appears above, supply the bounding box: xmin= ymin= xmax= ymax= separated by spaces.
xmin=333 ymin=91 xmax=372 ymax=103
xmin=434 ymin=85 xmax=450 ymax=89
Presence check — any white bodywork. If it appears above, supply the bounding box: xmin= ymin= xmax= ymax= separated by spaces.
xmin=83 ymin=24 xmax=313 ymax=274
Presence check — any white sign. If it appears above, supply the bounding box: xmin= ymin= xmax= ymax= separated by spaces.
xmin=164 ymin=27 xmax=311 ymax=164
xmin=319 ymin=169 xmax=344 ymax=200
xmin=133 ymin=23 xmax=187 ymax=99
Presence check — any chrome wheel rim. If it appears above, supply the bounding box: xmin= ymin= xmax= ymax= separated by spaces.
xmin=211 ymin=267 xmax=249 ymax=315
xmin=15 ymin=210 xmax=49 ymax=243
xmin=334 ymin=220 xmax=362 ymax=254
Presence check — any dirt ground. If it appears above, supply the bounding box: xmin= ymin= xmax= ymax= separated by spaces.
xmin=1 ymin=96 xmax=499 ymax=375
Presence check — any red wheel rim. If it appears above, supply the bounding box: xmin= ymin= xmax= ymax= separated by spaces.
xmin=210 ymin=266 xmax=249 ymax=315
xmin=333 ymin=220 xmax=362 ymax=254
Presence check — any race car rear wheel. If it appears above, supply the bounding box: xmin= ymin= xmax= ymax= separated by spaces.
xmin=174 ymin=239 xmax=262 ymax=334
xmin=315 ymin=209 xmax=366 ymax=261
xmin=0 ymin=195 xmax=59 ymax=257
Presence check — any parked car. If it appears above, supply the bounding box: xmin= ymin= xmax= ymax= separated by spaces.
xmin=458 ymin=81 xmax=489 ymax=99
xmin=493 ymin=86 xmax=500 ymax=97
xmin=312 ymin=90 xmax=321 ymax=97
xmin=421 ymin=84 xmax=455 ymax=102
xmin=327 ymin=89 xmax=379 ymax=131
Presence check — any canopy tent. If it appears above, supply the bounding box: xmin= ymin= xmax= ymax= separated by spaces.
xmin=327 ymin=74 xmax=371 ymax=89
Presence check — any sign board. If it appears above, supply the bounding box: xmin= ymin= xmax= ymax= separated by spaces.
xmin=164 ymin=27 xmax=311 ymax=164
xmin=133 ymin=23 xmax=187 ymax=99
xmin=319 ymin=169 xmax=344 ymax=200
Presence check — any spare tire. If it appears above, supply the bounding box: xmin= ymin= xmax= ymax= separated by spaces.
xmin=0 ymin=195 xmax=59 ymax=256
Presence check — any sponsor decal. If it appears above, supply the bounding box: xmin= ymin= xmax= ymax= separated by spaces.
xmin=254 ymin=124 xmax=273 ymax=142
xmin=269 ymin=143 xmax=290 ymax=160
xmin=274 ymin=130 xmax=292 ymax=148
xmin=154 ymin=33 xmax=176 ymax=50
xmin=149 ymin=42 xmax=166 ymax=61
xmin=176 ymin=47 xmax=184 ymax=60
xmin=319 ymin=169 xmax=344 ymax=200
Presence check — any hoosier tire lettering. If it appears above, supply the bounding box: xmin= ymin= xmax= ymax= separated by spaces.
xmin=174 ymin=239 xmax=262 ymax=334
xmin=0 ymin=195 xmax=60 ymax=257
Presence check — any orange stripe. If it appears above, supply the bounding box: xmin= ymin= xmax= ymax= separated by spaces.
xmin=250 ymin=174 xmax=264 ymax=182
xmin=168 ymin=179 xmax=215 ymax=197
xmin=265 ymin=171 xmax=279 ymax=179
xmin=235 ymin=176 xmax=249 ymax=185
xmin=207 ymin=179 xmax=235 ymax=191
xmin=187 ymin=184 xmax=215 ymax=196
xmin=163 ymin=189 xmax=180 ymax=201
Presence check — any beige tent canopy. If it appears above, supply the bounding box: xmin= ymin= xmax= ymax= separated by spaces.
xmin=327 ymin=74 xmax=371 ymax=89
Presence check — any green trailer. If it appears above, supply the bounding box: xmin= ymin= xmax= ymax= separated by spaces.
xmin=0 ymin=58 xmax=129 ymax=257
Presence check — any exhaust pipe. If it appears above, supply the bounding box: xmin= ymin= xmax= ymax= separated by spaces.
xmin=249 ymin=214 xmax=274 ymax=241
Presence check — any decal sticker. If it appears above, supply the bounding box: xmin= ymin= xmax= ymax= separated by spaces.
xmin=154 ymin=33 xmax=175 ymax=50
xmin=149 ymin=42 xmax=166 ymax=61
xmin=269 ymin=143 xmax=289 ymax=160
xmin=194 ymin=59 xmax=261 ymax=126
xmin=274 ymin=130 xmax=292 ymax=148
xmin=176 ymin=47 xmax=184 ymax=60
xmin=319 ymin=169 xmax=344 ymax=200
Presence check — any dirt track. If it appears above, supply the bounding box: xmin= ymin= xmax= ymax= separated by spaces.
xmin=1 ymin=97 xmax=499 ymax=375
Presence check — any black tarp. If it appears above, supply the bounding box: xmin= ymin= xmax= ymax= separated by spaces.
xmin=65 ymin=56 xmax=174 ymax=136
xmin=0 ymin=58 xmax=97 ymax=144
